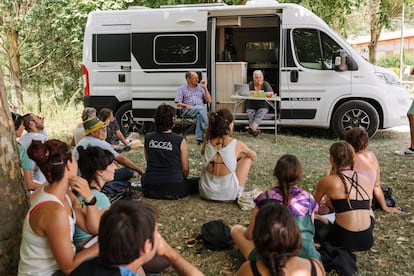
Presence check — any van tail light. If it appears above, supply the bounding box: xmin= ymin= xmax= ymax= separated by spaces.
xmin=82 ymin=65 xmax=90 ymax=96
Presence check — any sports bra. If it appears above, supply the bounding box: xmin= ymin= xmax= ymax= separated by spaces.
xmin=331 ymin=171 xmax=370 ymax=214
xmin=331 ymin=199 xmax=370 ymax=213
xmin=249 ymin=259 xmax=317 ymax=276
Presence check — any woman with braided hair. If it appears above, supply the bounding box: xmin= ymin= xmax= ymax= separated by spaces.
xmin=314 ymin=141 xmax=374 ymax=251
xmin=231 ymin=154 xmax=320 ymax=263
xmin=235 ymin=204 xmax=325 ymax=276
xmin=199 ymin=108 xmax=256 ymax=201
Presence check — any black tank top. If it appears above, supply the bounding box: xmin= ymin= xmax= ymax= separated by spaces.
xmin=144 ymin=131 xmax=184 ymax=183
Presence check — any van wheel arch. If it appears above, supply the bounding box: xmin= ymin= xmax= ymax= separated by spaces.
xmin=332 ymin=100 xmax=379 ymax=138
xmin=115 ymin=102 xmax=146 ymax=136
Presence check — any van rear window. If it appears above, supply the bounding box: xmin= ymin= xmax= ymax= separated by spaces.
xmin=92 ymin=34 xmax=131 ymax=62
xmin=154 ymin=34 xmax=198 ymax=65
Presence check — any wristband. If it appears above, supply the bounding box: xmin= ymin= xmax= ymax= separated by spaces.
xmin=84 ymin=196 xmax=97 ymax=206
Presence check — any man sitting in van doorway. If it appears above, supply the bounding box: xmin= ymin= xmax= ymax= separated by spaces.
xmin=175 ymin=71 xmax=211 ymax=145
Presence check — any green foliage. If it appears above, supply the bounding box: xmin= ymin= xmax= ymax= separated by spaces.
xmin=377 ymin=53 xmax=414 ymax=68
xmin=376 ymin=53 xmax=414 ymax=79
xmin=279 ymin=0 xmax=361 ymax=36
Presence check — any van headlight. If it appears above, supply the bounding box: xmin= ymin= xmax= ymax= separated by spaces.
xmin=375 ymin=72 xmax=401 ymax=85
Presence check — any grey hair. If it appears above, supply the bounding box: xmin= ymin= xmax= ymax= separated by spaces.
xmin=253 ymin=70 xmax=263 ymax=78
xmin=82 ymin=107 xmax=97 ymax=121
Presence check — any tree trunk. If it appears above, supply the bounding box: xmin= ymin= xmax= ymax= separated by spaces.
xmin=7 ymin=28 xmax=24 ymax=110
xmin=0 ymin=66 xmax=29 ymax=275
xmin=35 ymin=85 xmax=42 ymax=113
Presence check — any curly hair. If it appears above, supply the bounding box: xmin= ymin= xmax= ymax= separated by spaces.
xmin=78 ymin=146 xmax=114 ymax=184
xmin=27 ymin=139 xmax=72 ymax=183
xmin=344 ymin=127 xmax=368 ymax=153
xmin=154 ymin=104 xmax=176 ymax=132
xmin=205 ymin=108 xmax=233 ymax=140
xmin=273 ymin=154 xmax=303 ymax=207
xmin=253 ymin=203 xmax=302 ymax=276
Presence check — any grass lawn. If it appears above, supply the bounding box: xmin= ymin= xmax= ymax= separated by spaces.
xmin=43 ymin=103 xmax=413 ymax=275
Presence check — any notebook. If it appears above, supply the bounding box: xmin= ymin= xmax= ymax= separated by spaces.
xmin=234 ymin=83 xmax=250 ymax=96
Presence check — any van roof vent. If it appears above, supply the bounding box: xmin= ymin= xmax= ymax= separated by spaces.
xmin=160 ymin=3 xmax=227 ymax=9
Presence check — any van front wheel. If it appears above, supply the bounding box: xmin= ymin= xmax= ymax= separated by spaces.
xmin=332 ymin=100 xmax=379 ymax=138
xmin=115 ymin=103 xmax=145 ymax=136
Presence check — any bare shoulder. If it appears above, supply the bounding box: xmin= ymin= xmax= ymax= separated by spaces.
xmin=235 ymin=261 xmax=270 ymax=276
xmin=317 ymin=174 xmax=338 ymax=187
xmin=286 ymin=257 xmax=326 ymax=276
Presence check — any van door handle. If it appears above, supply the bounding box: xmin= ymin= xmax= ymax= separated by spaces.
xmin=121 ymin=65 xmax=131 ymax=71
xmin=176 ymin=19 xmax=196 ymax=24
xmin=290 ymin=70 xmax=298 ymax=83
xmin=119 ymin=74 xmax=126 ymax=83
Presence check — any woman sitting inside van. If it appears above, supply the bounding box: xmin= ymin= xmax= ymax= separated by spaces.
xmin=246 ymin=70 xmax=273 ymax=137
xmin=199 ymin=108 xmax=256 ymax=201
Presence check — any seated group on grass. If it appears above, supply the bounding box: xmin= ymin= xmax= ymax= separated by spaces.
xmin=13 ymin=105 xmax=403 ymax=275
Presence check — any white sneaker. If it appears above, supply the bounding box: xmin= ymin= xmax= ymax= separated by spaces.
xmin=395 ymin=148 xmax=414 ymax=155
xmin=131 ymin=181 xmax=142 ymax=188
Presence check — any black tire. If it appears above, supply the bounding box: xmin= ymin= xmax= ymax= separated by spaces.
xmin=115 ymin=103 xmax=146 ymax=136
xmin=332 ymin=100 xmax=379 ymax=138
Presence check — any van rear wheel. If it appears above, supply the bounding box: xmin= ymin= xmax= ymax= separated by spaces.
xmin=332 ymin=100 xmax=379 ymax=138
xmin=115 ymin=103 xmax=145 ymax=136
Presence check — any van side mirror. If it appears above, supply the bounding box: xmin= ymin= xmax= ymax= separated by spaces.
xmin=334 ymin=50 xmax=358 ymax=72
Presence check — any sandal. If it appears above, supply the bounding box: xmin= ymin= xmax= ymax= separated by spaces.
xmin=184 ymin=235 xmax=203 ymax=248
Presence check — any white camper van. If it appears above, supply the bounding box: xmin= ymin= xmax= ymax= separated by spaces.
xmin=82 ymin=0 xmax=410 ymax=138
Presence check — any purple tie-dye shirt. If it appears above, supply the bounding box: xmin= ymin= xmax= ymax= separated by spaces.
xmin=254 ymin=186 xmax=318 ymax=217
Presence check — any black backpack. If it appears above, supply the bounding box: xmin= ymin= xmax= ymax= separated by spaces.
xmin=101 ymin=181 xmax=132 ymax=203
xmin=201 ymin=220 xmax=233 ymax=251
xmin=371 ymin=187 xmax=396 ymax=210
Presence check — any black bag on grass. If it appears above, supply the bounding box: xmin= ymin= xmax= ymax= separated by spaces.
xmin=101 ymin=181 xmax=132 ymax=203
xmin=371 ymin=187 xmax=396 ymax=210
xmin=201 ymin=220 xmax=233 ymax=251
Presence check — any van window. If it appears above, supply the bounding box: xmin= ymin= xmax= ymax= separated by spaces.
xmin=92 ymin=34 xmax=131 ymax=62
xmin=292 ymin=29 xmax=341 ymax=70
xmin=154 ymin=34 xmax=198 ymax=64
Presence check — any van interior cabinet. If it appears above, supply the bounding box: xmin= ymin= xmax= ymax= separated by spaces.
xmin=215 ymin=62 xmax=247 ymax=113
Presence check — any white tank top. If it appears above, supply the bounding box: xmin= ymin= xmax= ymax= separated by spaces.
xmin=18 ymin=190 xmax=76 ymax=276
